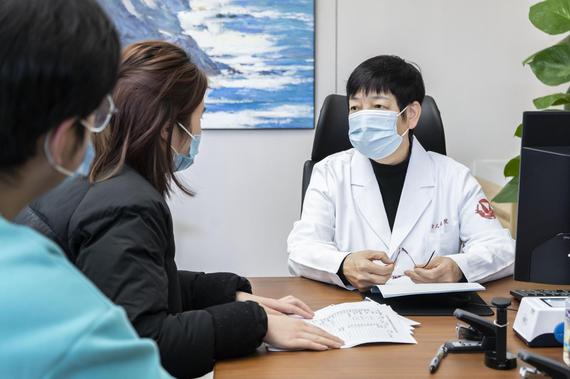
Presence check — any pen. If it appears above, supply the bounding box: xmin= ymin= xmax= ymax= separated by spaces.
xmin=429 ymin=344 xmax=448 ymax=374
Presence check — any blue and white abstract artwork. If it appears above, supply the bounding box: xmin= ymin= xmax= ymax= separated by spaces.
xmin=97 ymin=0 xmax=315 ymax=129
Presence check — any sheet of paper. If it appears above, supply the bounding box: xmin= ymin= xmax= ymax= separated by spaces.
xmin=309 ymin=301 xmax=417 ymax=347
xmin=267 ymin=301 xmax=418 ymax=352
xmin=373 ymin=280 xmax=485 ymax=299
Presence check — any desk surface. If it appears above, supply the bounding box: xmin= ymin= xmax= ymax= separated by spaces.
xmin=214 ymin=277 xmax=569 ymax=379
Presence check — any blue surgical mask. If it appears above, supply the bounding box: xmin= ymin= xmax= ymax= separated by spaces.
xmin=44 ymin=136 xmax=95 ymax=193
xmin=348 ymin=107 xmax=409 ymax=160
xmin=44 ymin=132 xmax=95 ymax=177
xmin=76 ymin=140 xmax=95 ymax=176
xmin=172 ymin=122 xmax=201 ymax=172
xmin=44 ymin=96 xmax=114 ymax=177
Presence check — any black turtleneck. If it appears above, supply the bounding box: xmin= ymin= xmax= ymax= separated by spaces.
xmin=370 ymin=136 xmax=412 ymax=231
xmin=337 ymin=136 xmax=413 ymax=285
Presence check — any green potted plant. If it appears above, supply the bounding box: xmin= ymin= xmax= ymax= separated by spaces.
xmin=494 ymin=0 xmax=570 ymax=203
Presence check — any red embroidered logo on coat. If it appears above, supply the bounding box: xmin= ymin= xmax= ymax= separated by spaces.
xmin=476 ymin=199 xmax=496 ymax=219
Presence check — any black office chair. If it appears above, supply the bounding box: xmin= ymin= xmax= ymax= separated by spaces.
xmin=301 ymin=94 xmax=446 ymax=207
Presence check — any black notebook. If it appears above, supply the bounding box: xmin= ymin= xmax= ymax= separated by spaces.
xmin=364 ymin=291 xmax=494 ymax=316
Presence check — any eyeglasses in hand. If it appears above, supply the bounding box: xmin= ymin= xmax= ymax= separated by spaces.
xmin=391 ymin=247 xmax=436 ymax=279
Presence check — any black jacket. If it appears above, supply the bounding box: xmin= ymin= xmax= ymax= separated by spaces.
xmin=16 ymin=166 xmax=267 ymax=378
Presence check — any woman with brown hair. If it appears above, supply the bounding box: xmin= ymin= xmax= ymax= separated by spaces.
xmin=17 ymin=40 xmax=343 ymax=378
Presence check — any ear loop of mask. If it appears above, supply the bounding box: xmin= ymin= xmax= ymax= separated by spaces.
xmin=171 ymin=122 xmax=196 ymax=155
xmin=398 ymin=105 xmax=410 ymax=137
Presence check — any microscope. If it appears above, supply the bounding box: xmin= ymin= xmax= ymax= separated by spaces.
xmin=445 ymin=297 xmax=517 ymax=370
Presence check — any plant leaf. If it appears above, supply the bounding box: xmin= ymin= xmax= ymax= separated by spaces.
xmin=530 ymin=0 xmax=570 ymax=35
xmin=514 ymin=123 xmax=523 ymax=137
xmin=533 ymin=92 xmax=570 ymax=108
xmin=493 ymin=176 xmax=520 ymax=203
xmin=504 ymin=156 xmax=521 ymax=177
xmin=527 ymin=36 xmax=570 ymax=86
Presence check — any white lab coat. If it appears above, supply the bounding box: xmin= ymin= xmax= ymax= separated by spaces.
xmin=287 ymin=138 xmax=515 ymax=289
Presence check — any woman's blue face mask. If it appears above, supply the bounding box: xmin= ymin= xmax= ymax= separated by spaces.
xmin=172 ymin=122 xmax=201 ymax=172
xmin=348 ymin=106 xmax=408 ymax=160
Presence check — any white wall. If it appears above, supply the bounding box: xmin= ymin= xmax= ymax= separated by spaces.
xmin=169 ymin=0 xmax=565 ymax=277
xmin=336 ymin=0 xmax=565 ymax=168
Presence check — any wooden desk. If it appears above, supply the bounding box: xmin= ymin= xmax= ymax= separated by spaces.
xmin=215 ymin=277 xmax=569 ymax=379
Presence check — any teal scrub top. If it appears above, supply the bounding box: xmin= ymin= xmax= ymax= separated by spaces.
xmin=0 ymin=216 xmax=173 ymax=379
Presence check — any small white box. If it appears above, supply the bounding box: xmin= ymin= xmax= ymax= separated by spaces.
xmin=513 ymin=297 xmax=566 ymax=347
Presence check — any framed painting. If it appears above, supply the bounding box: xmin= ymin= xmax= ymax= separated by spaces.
xmin=97 ymin=0 xmax=315 ymax=129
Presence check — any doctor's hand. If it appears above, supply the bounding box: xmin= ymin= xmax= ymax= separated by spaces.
xmin=342 ymin=250 xmax=394 ymax=291
xmin=236 ymin=292 xmax=314 ymax=319
xmin=264 ymin=315 xmax=344 ymax=351
xmin=404 ymin=256 xmax=463 ymax=283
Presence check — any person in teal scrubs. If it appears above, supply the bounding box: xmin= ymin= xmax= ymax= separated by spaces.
xmin=0 ymin=0 xmax=172 ymax=378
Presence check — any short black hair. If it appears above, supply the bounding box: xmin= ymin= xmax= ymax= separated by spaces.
xmin=0 ymin=0 xmax=120 ymax=176
xmin=346 ymin=55 xmax=425 ymax=112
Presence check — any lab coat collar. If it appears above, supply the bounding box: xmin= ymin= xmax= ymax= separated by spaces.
xmin=389 ymin=138 xmax=435 ymax=254
xmin=351 ymin=148 xmax=392 ymax=248
xmin=350 ymin=137 xmax=435 ymax=254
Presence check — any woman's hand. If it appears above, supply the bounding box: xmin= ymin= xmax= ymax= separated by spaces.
xmin=236 ymin=292 xmax=314 ymax=319
xmin=264 ymin=315 xmax=344 ymax=351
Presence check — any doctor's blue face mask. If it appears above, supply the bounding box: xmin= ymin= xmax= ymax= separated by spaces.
xmin=348 ymin=106 xmax=409 ymax=160
xmin=172 ymin=122 xmax=201 ymax=172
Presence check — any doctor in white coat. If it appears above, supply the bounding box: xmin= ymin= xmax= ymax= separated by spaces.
xmin=287 ymin=55 xmax=515 ymax=291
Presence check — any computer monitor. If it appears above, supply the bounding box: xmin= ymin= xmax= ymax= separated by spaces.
xmin=514 ymin=111 xmax=570 ymax=284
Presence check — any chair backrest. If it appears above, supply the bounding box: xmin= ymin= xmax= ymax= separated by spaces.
xmin=301 ymin=94 xmax=446 ymax=207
